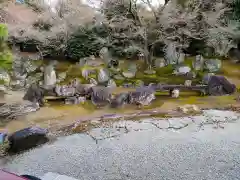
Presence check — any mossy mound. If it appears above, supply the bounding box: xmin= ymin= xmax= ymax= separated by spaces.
xmin=155 ymin=64 xmax=174 ymax=76
xmin=52 ymin=56 xmax=232 ymax=87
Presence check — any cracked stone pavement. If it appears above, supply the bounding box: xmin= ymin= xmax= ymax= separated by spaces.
xmin=1 ymin=110 xmax=240 ymax=180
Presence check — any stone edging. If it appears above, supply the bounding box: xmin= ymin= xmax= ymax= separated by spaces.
xmin=49 ymin=104 xmax=240 ymax=135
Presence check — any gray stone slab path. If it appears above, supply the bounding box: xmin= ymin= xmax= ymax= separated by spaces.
xmin=1 ymin=110 xmax=240 ymax=180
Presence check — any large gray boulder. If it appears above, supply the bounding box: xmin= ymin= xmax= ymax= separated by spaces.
xmin=207 ymin=75 xmax=236 ymax=95
xmin=89 ymin=86 xmax=112 ymax=107
xmin=204 ymin=59 xmax=222 ymax=72
xmin=43 ymin=64 xmax=57 ymax=89
xmin=8 ymin=127 xmax=48 ymax=153
xmin=110 ymin=93 xmax=130 ymax=108
xmin=129 ymin=87 xmax=156 ymax=106
xmin=23 ymin=84 xmax=45 ymax=106
xmin=75 ymin=84 xmax=95 ymax=97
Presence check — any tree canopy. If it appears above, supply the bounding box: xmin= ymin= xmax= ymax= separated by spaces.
xmin=2 ymin=0 xmax=240 ymax=62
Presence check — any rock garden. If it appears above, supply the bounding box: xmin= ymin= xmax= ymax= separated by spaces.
xmin=1 ymin=0 xmax=240 ymax=156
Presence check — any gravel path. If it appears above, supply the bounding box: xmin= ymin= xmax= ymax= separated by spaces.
xmin=1 ymin=110 xmax=240 ymax=180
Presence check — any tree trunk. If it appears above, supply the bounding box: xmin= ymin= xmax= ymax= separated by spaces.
xmin=144 ymin=45 xmax=149 ymax=69
xmin=143 ymin=28 xmax=151 ymax=69
xmin=148 ymin=44 xmax=156 ymax=69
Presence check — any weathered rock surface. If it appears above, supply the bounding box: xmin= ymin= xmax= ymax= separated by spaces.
xmin=0 ymin=100 xmax=40 ymax=120
xmin=23 ymin=84 xmax=45 ymax=106
xmin=173 ymin=65 xmax=191 ymax=75
xmin=164 ymin=42 xmax=179 ymax=65
xmin=97 ymin=68 xmax=110 ymax=83
xmin=154 ymin=58 xmax=165 ymax=68
xmin=2 ymin=110 xmax=240 ymax=180
xmin=89 ymin=86 xmax=112 ymax=107
xmin=82 ymin=69 xmax=96 ymax=80
xmin=107 ymin=79 xmax=117 ymax=88
xmin=64 ymin=96 xmax=86 ymax=105
xmin=55 ymin=85 xmax=76 ymax=97
xmin=129 ymin=87 xmax=156 ymax=106
xmin=0 ymin=70 xmax=10 ymax=86
xmin=7 ymin=127 xmax=48 ymax=153
xmin=207 ymin=75 xmax=236 ymax=95
xmin=204 ymin=59 xmax=222 ymax=72
xmin=43 ymin=64 xmax=57 ymax=89
xmin=193 ymin=55 xmax=204 ymax=70
xmin=110 ymin=93 xmax=129 ymax=108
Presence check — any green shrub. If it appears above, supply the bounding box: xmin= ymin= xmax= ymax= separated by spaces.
xmin=0 ymin=24 xmax=12 ymax=71
xmin=66 ymin=25 xmax=108 ymax=60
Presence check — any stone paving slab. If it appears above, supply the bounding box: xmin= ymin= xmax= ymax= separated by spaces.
xmin=113 ymin=121 xmax=157 ymax=131
xmin=3 ymin=110 xmax=240 ymax=180
xmin=86 ymin=110 xmax=240 ymax=141
xmin=87 ymin=127 xmax=126 ymax=140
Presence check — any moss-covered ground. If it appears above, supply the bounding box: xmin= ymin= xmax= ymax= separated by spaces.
xmin=45 ymin=57 xmax=240 ymax=113
xmin=1 ymin=57 xmax=240 ymax=134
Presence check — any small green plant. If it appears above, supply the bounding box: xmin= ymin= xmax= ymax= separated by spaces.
xmin=0 ymin=24 xmax=12 ymax=71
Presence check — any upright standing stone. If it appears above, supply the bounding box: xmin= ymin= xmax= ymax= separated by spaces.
xmin=44 ymin=64 xmax=57 ymax=89
xmin=193 ymin=55 xmax=204 ymax=71
xmin=178 ymin=53 xmax=185 ymax=64
xmin=164 ymin=43 xmax=180 ymax=65
xmin=97 ymin=68 xmax=110 ymax=83
xmin=154 ymin=58 xmax=165 ymax=68
xmin=99 ymin=47 xmax=111 ymax=65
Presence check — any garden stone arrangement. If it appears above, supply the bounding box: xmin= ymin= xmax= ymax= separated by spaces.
xmin=1 ymin=0 xmax=240 ymax=162
xmin=20 ymin=49 xmax=236 ymax=110
xmin=0 ymin=50 xmax=237 ymax=159
xmin=0 ymin=48 xmax=237 ymax=122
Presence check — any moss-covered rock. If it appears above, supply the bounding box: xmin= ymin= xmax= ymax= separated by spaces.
xmin=155 ymin=65 xmax=174 ymax=76
xmin=184 ymin=57 xmax=195 ymax=68
xmin=134 ymin=79 xmax=144 ymax=87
